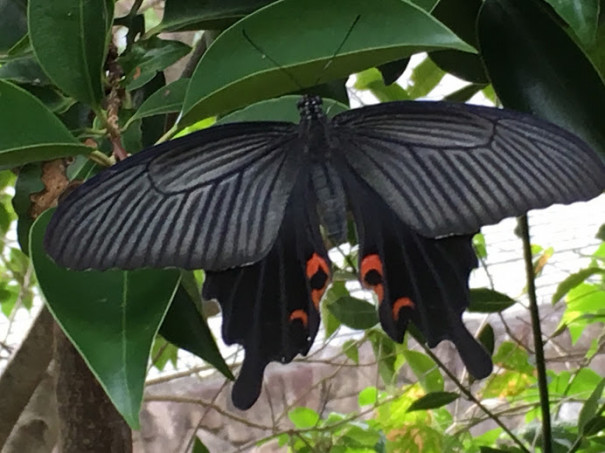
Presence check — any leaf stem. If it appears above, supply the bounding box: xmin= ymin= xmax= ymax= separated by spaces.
xmin=519 ymin=215 xmax=552 ymax=453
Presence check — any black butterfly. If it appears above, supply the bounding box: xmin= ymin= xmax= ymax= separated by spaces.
xmin=45 ymin=95 xmax=605 ymax=409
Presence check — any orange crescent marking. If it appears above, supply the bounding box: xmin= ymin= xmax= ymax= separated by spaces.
xmin=306 ymin=253 xmax=331 ymax=310
xmin=360 ymin=254 xmax=383 ymax=279
xmin=360 ymin=254 xmax=384 ymax=303
xmin=392 ymin=297 xmax=415 ymax=321
xmin=289 ymin=309 xmax=309 ymax=328
xmin=306 ymin=253 xmax=330 ymax=279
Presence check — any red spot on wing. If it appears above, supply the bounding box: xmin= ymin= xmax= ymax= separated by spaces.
xmin=289 ymin=309 xmax=309 ymax=328
xmin=392 ymin=297 xmax=415 ymax=321
xmin=306 ymin=253 xmax=331 ymax=309
xmin=361 ymin=254 xmax=385 ymax=303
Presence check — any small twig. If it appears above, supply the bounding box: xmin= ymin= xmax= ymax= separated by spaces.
xmin=410 ymin=332 xmax=531 ymax=453
xmin=103 ymin=41 xmax=127 ymax=160
xmin=146 ymin=395 xmax=272 ymax=431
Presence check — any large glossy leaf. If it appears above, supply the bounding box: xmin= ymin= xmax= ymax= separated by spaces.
xmin=181 ymin=0 xmax=474 ymax=124
xmin=478 ymin=0 xmax=605 ymax=157
xmin=0 ymin=80 xmax=90 ymax=165
xmin=159 ymin=0 xmax=275 ymax=32
xmin=31 ymin=211 xmax=180 ymax=428
xmin=0 ymin=0 xmax=27 ymax=55
xmin=159 ymin=284 xmax=233 ymax=380
xmin=28 ymin=0 xmax=112 ymax=106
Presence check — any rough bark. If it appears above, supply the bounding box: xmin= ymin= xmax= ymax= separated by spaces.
xmin=54 ymin=324 xmax=132 ymax=453
xmin=0 ymin=306 xmax=54 ymax=448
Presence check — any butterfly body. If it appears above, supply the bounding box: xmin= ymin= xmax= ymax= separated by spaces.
xmin=45 ymin=95 xmax=605 ymax=409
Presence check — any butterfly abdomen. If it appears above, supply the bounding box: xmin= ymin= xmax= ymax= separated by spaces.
xmin=309 ymin=162 xmax=347 ymax=244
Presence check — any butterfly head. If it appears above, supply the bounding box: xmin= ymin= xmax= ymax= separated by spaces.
xmin=297 ymin=95 xmax=325 ymax=121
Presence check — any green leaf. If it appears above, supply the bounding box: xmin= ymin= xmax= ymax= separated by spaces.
xmin=544 ymin=0 xmax=600 ymax=46
xmin=478 ymin=0 xmax=605 ymax=157
xmin=322 ymin=281 xmax=348 ymax=337
xmin=342 ymin=339 xmax=359 ymax=364
xmin=472 ymin=232 xmax=487 ymax=259
xmin=159 ymin=0 xmax=275 ymax=32
xmin=444 ymin=83 xmax=486 ymax=103
xmin=150 ymin=335 xmax=178 ymax=371
xmin=28 ymin=0 xmax=112 ymax=106
xmin=407 ymin=391 xmax=459 ymax=412
xmin=25 ymin=85 xmax=74 ymax=114
xmin=288 ymin=407 xmax=320 ymax=429
xmin=368 ymin=329 xmax=398 ymax=385
xmin=403 ymin=349 xmax=444 ymax=393
xmin=181 ymin=0 xmax=474 ymax=124
xmin=468 ymin=288 xmax=516 ymax=313
xmin=376 ymin=58 xmax=410 ymax=86
xmin=0 ymin=56 xmax=50 ymax=85
xmin=579 ymin=377 xmax=605 ymax=434
xmin=160 ymin=284 xmax=233 ymax=380
xmin=477 ymin=323 xmax=495 ymax=356
xmin=412 ymin=0 xmax=439 ymax=11
xmin=31 ymin=210 xmax=180 ymax=428
xmin=129 ymin=78 xmax=189 ymax=125
xmin=327 ymin=296 xmax=378 ymax=330
xmin=406 ymin=56 xmax=445 ymax=99
xmin=0 ymin=0 xmax=27 ymax=54
xmin=6 ymin=33 xmax=31 ymax=59
xmin=430 ymin=0 xmax=488 ymax=83
xmin=493 ymin=341 xmax=533 ymax=374
xmin=119 ymin=37 xmax=191 ymax=90
xmin=192 ymin=437 xmax=210 ymax=453
xmin=358 ymin=386 xmax=378 ymax=406
xmin=355 ymin=68 xmax=409 ymax=102
xmin=552 ymin=268 xmax=605 ymax=304
xmin=583 ymin=416 xmax=605 ymax=437
xmin=0 ymin=80 xmax=91 ymax=165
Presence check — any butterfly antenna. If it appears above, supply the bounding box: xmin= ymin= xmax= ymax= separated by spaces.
xmin=242 ymin=29 xmax=304 ymax=90
xmin=313 ymin=14 xmax=362 ymax=86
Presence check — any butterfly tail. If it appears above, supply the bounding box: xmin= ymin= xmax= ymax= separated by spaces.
xmin=202 ymin=177 xmax=330 ymax=409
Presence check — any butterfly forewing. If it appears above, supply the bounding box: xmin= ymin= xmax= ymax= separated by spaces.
xmin=44 ymin=121 xmax=302 ymax=271
xmin=332 ymin=101 xmax=605 ymax=238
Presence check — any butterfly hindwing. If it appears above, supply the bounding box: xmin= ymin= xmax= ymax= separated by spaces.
xmin=332 ymin=101 xmax=605 ymax=238
xmin=202 ymin=174 xmax=330 ymax=409
xmin=44 ymin=121 xmax=302 ymax=271
xmin=339 ymin=164 xmax=493 ymax=379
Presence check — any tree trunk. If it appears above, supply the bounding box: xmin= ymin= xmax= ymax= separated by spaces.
xmin=54 ymin=324 xmax=132 ymax=453
xmin=0 ymin=306 xmax=53 ymax=448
